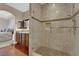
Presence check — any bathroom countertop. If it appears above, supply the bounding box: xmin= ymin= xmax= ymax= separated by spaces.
xmin=16 ymin=29 xmax=29 ymax=33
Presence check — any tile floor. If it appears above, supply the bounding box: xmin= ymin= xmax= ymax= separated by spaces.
xmin=35 ymin=46 xmax=70 ymax=56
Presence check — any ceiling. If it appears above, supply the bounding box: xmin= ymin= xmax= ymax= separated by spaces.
xmin=6 ymin=3 xmax=29 ymax=12
xmin=0 ymin=10 xmax=14 ymax=20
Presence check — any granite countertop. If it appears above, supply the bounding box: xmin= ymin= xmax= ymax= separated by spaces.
xmin=16 ymin=29 xmax=29 ymax=33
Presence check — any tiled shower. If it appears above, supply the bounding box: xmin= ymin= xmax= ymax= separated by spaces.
xmin=30 ymin=3 xmax=79 ymax=56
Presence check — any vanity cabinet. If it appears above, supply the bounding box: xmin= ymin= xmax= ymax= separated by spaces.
xmin=16 ymin=32 xmax=29 ymax=55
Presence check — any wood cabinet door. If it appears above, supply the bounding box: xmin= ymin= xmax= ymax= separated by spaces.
xmin=16 ymin=33 xmax=20 ymax=44
xmin=16 ymin=33 xmax=29 ymax=55
xmin=24 ymin=34 xmax=29 ymax=46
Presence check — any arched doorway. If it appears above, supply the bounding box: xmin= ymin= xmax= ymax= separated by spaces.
xmin=0 ymin=10 xmax=16 ymax=47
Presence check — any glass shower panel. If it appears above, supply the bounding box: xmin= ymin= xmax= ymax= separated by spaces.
xmin=43 ymin=20 xmax=74 ymax=55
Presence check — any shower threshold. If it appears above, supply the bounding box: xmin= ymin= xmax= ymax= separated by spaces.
xmin=34 ymin=46 xmax=70 ymax=56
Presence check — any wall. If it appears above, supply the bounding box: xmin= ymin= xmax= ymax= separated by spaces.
xmin=31 ymin=3 xmax=42 ymax=20
xmin=30 ymin=3 xmax=44 ymax=50
xmin=0 ymin=19 xmax=9 ymax=30
xmin=73 ymin=4 xmax=79 ymax=14
xmin=30 ymin=18 xmax=43 ymax=49
xmin=73 ymin=4 xmax=79 ymax=55
xmin=41 ymin=3 xmax=73 ymax=21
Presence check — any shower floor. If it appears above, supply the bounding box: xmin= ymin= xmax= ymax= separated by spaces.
xmin=35 ymin=46 xmax=70 ymax=56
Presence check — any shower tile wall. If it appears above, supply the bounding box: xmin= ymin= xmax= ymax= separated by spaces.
xmin=31 ymin=3 xmax=42 ymax=20
xmin=42 ymin=20 xmax=74 ymax=55
xmin=73 ymin=4 xmax=79 ymax=55
xmin=30 ymin=18 xmax=43 ymax=49
xmin=41 ymin=4 xmax=74 ymax=55
xmin=73 ymin=4 xmax=79 ymax=14
xmin=41 ymin=3 xmax=73 ymax=20
xmin=30 ymin=3 xmax=45 ymax=50
xmin=30 ymin=3 xmax=75 ymax=55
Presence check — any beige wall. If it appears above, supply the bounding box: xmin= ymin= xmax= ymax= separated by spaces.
xmin=41 ymin=4 xmax=73 ymax=21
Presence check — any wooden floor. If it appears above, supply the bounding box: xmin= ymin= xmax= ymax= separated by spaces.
xmin=0 ymin=45 xmax=27 ymax=56
xmin=15 ymin=44 xmax=29 ymax=55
